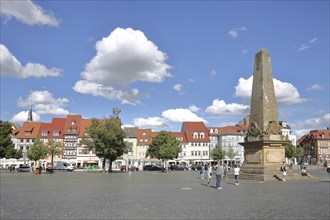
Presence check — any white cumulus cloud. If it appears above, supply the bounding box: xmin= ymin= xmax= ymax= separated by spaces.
xmin=173 ymin=84 xmax=182 ymax=92
xmin=235 ymin=76 xmax=307 ymax=104
xmin=189 ymin=105 xmax=200 ymax=113
xmin=307 ymin=84 xmax=323 ymax=91
xmin=133 ymin=117 xmax=170 ymax=128
xmin=0 ymin=0 xmax=59 ymax=26
xmin=74 ymin=27 xmax=171 ymax=104
xmin=16 ymin=90 xmax=70 ymax=115
xmin=0 ymin=44 xmax=62 ymax=78
xmin=205 ymin=99 xmax=249 ymax=116
xmin=11 ymin=111 xmax=41 ymax=123
xmin=73 ymin=80 xmax=142 ymax=105
xmin=228 ymin=26 xmax=247 ymax=39
xmin=162 ymin=108 xmax=207 ymax=123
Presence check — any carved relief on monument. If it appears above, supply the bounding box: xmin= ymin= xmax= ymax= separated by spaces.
xmin=264 ymin=121 xmax=281 ymax=135
xmin=245 ymin=150 xmax=261 ymax=163
xmin=265 ymin=149 xmax=284 ymax=163
xmin=247 ymin=121 xmax=261 ymax=141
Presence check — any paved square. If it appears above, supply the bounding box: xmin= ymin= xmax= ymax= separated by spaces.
xmin=1 ymin=169 xmax=329 ymax=219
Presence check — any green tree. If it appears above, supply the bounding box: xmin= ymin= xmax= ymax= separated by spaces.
xmin=86 ymin=118 xmax=127 ymax=172
xmin=227 ymin=146 xmax=237 ymax=166
xmin=146 ymin=131 xmax=181 ymax=169
xmin=211 ymin=143 xmax=226 ymax=161
xmin=285 ymin=143 xmax=302 ymax=159
xmin=47 ymin=139 xmax=63 ymax=171
xmin=26 ymin=139 xmax=48 ymax=167
xmin=0 ymin=120 xmax=21 ymax=158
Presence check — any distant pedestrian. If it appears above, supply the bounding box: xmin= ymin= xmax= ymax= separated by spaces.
xmin=200 ymin=163 xmax=205 ymax=179
xmin=207 ymin=163 xmax=213 ymax=186
xmin=215 ymin=162 xmax=223 ymax=189
xmin=234 ymin=165 xmax=240 ymax=185
xmin=280 ymin=162 xmax=286 ymax=182
xmin=223 ymin=162 xmax=229 ymax=180
xmin=39 ymin=161 xmax=42 ymax=174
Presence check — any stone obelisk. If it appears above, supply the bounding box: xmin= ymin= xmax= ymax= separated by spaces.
xmin=240 ymin=49 xmax=290 ymax=181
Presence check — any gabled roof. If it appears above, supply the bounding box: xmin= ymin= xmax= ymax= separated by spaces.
xmin=123 ymin=127 xmax=138 ymax=138
xmin=16 ymin=122 xmax=42 ymax=138
xmin=171 ymin=132 xmax=188 ymax=143
xmin=208 ymin=125 xmax=248 ymax=135
xmin=79 ymin=118 xmax=92 ymax=137
xmin=64 ymin=115 xmax=82 ymax=134
xmin=181 ymin=121 xmax=207 ymax=132
xmin=137 ymin=129 xmax=153 ymax=145
xmin=185 ymin=131 xmax=210 ymax=142
xmin=39 ymin=118 xmax=66 ymax=139
xmin=297 ymin=129 xmax=330 ymax=144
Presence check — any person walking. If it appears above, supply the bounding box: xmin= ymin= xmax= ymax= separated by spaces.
xmin=200 ymin=163 xmax=205 ymax=179
xmin=280 ymin=161 xmax=286 ymax=182
xmin=215 ymin=162 xmax=223 ymax=189
xmin=207 ymin=163 xmax=213 ymax=186
xmin=234 ymin=165 xmax=240 ymax=185
xmin=223 ymin=162 xmax=229 ymax=180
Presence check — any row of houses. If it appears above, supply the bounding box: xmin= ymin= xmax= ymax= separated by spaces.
xmin=9 ymin=115 xmax=250 ymax=169
xmin=8 ymin=114 xmax=329 ymax=169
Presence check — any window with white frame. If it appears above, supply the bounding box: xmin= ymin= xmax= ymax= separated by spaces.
xmin=200 ymin=132 xmax=205 ymax=139
xmin=193 ymin=132 xmax=198 ymax=139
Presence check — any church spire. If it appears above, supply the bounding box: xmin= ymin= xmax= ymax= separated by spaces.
xmin=27 ymin=101 xmax=33 ymax=122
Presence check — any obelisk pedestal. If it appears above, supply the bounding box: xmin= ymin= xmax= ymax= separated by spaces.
xmin=240 ymin=49 xmax=290 ymax=181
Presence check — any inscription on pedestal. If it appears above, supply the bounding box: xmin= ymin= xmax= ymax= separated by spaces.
xmin=266 ymin=150 xmax=284 ymax=163
xmin=246 ymin=151 xmax=261 ymax=163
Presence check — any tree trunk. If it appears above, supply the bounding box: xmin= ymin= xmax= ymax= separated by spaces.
xmin=102 ymin=157 xmax=106 ymax=173
xmin=108 ymin=159 xmax=113 ymax=173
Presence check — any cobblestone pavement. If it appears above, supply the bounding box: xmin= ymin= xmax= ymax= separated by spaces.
xmin=1 ymin=168 xmax=329 ymax=220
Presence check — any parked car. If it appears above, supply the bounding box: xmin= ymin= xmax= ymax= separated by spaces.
xmin=17 ymin=165 xmax=31 ymax=172
xmin=327 ymin=165 xmax=330 ymax=173
xmin=190 ymin=164 xmax=202 ymax=171
xmin=46 ymin=161 xmax=74 ymax=172
xmin=121 ymin=165 xmax=139 ymax=171
xmin=143 ymin=165 xmax=162 ymax=171
xmin=170 ymin=164 xmax=187 ymax=171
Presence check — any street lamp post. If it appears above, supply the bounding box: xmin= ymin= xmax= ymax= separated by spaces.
xmin=23 ymin=146 xmax=26 ymax=166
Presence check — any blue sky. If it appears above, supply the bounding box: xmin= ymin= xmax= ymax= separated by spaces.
xmin=0 ymin=0 xmax=329 ymax=138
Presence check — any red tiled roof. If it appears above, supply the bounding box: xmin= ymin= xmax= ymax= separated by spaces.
xmin=298 ymin=129 xmax=330 ymax=143
xmin=79 ymin=118 xmax=92 ymax=137
xmin=181 ymin=121 xmax=207 ymax=132
xmin=64 ymin=115 xmax=82 ymax=134
xmin=171 ymin=132 xmax=187 ymax=143
xmin=137 ymin=129 xmax=153 ymax=145
xmin=16 ymin=122 xmax=42 ymax=138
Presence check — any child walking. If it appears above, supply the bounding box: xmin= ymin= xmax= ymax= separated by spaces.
xmin=207 ymin=163 xmax=213 ymax=186
xmin=234 ymin=165 xmax=240 ymax=185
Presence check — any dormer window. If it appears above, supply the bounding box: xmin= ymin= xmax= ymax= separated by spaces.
xmin=210 ymin=129 xmax=213 ymax=134
xmin=215 ymin=129 xmax=218 ymax=133
xmin=25 ymin=131 xmax=31 ymax=136
xmin=71 ymin=121 xmax=76 ymax=125
xmin=193 ymin=132 xmax=198 ymax=139
xmin=200 ymin=132 xmax=205 ymax=139
xmin=41 ymin=131 xmax=48 ymax=136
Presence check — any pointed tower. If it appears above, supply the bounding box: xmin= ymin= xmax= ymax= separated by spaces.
xmin=240 ymin=49 xmax=290 ymax=181
xmin=27 ymin=101 xmax=33 ymax=122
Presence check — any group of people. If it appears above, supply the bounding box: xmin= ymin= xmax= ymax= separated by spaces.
xmin=281 ymin=161 xmax=315 ymax=181
xmin=200 ymin=162 xmax=240 ymax=189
